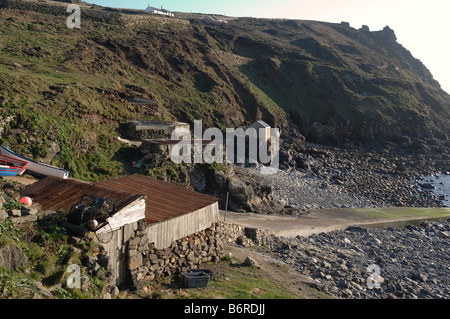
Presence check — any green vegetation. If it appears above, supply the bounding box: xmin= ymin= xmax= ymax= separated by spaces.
xmin=0 ymin=214 xmax=106 ymax=299
xmin=350 ymin=207 xmax=450 ymax=219
xmin=135 ymin=260 xmax=300 ymax=300
xmin=0 ymin=2 xmax=448 ymax=182
xmin=200 ymin=265 xmax=298 ymax=299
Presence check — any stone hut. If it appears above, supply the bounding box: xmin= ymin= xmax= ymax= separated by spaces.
xmin=247 ymin=120 xmax=271 ymax=142
xmin=125 ymin=120 xmax=190 ymax=140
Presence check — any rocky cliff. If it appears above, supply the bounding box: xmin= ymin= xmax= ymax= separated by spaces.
xmin=198 ymin=19 xmax=449 ymax=145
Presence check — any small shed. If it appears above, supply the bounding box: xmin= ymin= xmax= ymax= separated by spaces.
xmin=95 ymin=174 xmax=220 ymax=249
xmin=22 ymin=177 xmax=146 ymax=283
xmin=22 ymin=174 xmax=220 ymax=285
xmin=125 ymin=120 xmax=190 ymax=140
xmin=248 ymin=120 xmax=271 ymax=142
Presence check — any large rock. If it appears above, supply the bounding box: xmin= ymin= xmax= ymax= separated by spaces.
xmin=227 ymin=168 xmax=285 ymax=214
xmin=0 ymin=210 xmax=8 ymax=222
xmin=0 ymin=244 xmax=29 ymax=270
xmin=0 ymin=195 xmax=5 ymax=210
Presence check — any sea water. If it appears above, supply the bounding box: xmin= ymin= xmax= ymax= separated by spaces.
xmin=419 ymin=173 xmax=450 ymax=207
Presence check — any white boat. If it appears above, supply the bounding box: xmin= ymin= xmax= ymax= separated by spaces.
xmin=0 ymin=145 xmax=69 ymax=179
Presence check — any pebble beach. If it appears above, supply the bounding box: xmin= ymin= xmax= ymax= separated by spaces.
xmin=243 ymin=142 xmax=450 ymax=299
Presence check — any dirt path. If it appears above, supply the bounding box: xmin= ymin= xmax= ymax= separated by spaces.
xmin=1 ymin=176 xmax=38 ymax=185
xmin=219 ymin=245 xmax=331 ymax=299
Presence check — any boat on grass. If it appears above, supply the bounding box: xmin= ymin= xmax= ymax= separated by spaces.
xmin=0 ymin=145 xmax=69 ymax=179
xmin=0 ymin=154 xmax=28 ymax=177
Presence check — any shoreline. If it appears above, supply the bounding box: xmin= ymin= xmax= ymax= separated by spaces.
xmin=222 ymin=209 xmax=450 ymax=299
xmin=224 ymin=139 xmax=450 ymax=299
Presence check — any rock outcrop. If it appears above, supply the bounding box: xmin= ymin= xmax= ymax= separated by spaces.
xmin=0 ymin=243 xmax=29 ymax=270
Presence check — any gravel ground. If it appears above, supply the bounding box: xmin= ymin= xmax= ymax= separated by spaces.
xmin=242 ymin=141 xmax=450 ymax=299
xmin=249 ymin=166 xmax=447 ymax=209
xmin=261 ymin=169 xmax=376 ymax=209
xmin=266 ymin=220 xmax=450 ymax=299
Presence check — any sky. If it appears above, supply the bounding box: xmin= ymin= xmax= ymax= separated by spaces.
xmin=86 ymin=0 xmax=450 ymax=94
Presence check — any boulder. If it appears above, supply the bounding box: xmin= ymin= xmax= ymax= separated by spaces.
xmin=419 ymin=183 xmax=435 ymax=190
xmin=9 ymin=209 xmax=21 ymax=217
xmin=0 ymin=243 xmax=29 ymax=270
xmin=227 ymin=171 xmax=285 ymax=214
xmin=243 ymin=256 xmax=259 ymax=267
xmin=128 ymin=249 xmax=143 ymax=270
xmin=0 ymin=210 xmax=8 ymax=222
xmin=20 ymin=206 xmax=39 ymax=216
xmin=411 ymin=272 xmax=427 ymax=283
xmin=345 ymin=226 xmax=368 ymax=233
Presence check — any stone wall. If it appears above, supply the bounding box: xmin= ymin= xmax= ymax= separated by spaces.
xmin=125 ymin=221 xmax=223 ymax=290
xmin=121 ymin=221 xmax=274 ymax=290
xmin=219 ymin=222 xmax=274 ymax=248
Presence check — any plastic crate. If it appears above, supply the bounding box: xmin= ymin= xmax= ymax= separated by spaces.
xmin=181 ymin=271 xmax=212 ymax=288
xmin=189 ymin=268 xmax=214 ymax=281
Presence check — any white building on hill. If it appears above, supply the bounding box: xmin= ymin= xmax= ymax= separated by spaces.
xmin=145 ymin=4 xmax=174 ymax=17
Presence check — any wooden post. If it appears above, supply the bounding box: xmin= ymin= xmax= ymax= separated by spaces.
xmin=224 ymin=192 xmax=229 ymax=221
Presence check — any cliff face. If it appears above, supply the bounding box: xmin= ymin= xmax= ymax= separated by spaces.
xmin=0 ymin=1 xmax=448 ymax=179
xmin=199 ymin=19 xmax=449 ymax=145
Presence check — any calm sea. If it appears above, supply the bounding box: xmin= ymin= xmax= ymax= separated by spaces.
xmin=419 ymin=173 xmax=450 ymax=207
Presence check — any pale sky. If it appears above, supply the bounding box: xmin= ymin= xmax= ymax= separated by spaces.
xmin=86 ymin=1 xmax=450 ymax=94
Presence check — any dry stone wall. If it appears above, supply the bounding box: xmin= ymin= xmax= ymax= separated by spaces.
xmin=219 ymin=222 xmax=273 ymax=248
xmin=122 ymin=221 xmax=274 ymax=289
xmin=125 ymin=221 xmax=223 ymax=290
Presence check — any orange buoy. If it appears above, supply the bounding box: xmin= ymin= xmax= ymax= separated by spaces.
xmin=20 ymin=196 xmax=32 ymax=207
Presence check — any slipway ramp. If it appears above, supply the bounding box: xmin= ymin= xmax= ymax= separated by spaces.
xmin=221 ymin=207 xmax=450 ymax=237
xmin=0 ymin=145 xmax=69 ymax=179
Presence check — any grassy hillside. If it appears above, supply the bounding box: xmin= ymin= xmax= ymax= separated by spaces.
xmin=0 ymin=1 xmax=448 ymax=180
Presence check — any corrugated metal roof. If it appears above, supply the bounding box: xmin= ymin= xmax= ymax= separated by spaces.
xmin=95 ymin=174 xmax=220 ymax=225
xmin=23 ymin=174 xmax=220 ymax=226
xmin=23 ymin=177 xmax=143 ymax=215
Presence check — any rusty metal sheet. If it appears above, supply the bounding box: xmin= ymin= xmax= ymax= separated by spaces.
xmin=23 ymin=174 xmax=219 ymax=226
xmin=95 ymin=174 xmax=220 ymax=225
xmin=23 ymin=177 xmax=142 ymax=215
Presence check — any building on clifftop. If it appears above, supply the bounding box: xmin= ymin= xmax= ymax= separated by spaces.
xmin=144 ymin=4 xmax=174 ymax=17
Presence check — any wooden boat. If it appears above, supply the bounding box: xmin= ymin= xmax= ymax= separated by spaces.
xmin=0 ymin=154 xmax=28 ymax=177
xmin=0 ymin=145 xmax=69 ymax=179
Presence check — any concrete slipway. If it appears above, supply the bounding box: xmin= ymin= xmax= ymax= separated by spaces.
xmin=220 ymin=207 xmax=450 ymax=237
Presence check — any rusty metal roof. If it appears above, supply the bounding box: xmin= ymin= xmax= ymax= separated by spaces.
xmin=23 ymin=174 xmax=220 ymax=226
xmin=94 ymin=174 xmax=220 ymax=225
xmin=23 ymin=177 xmax=143 ymax=215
